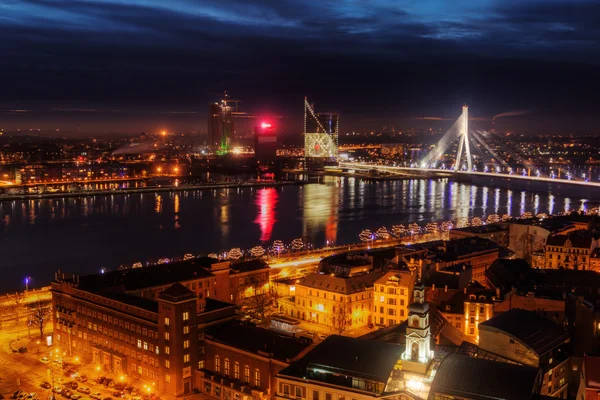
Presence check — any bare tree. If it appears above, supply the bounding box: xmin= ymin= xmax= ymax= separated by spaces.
xmin=7 ymin=292 xmax=24 ymax=324
xmin=28 ymin=301 xmax=53 ymax=339
xmin=244 ymin=281 xmax=279 ymax=323
xmin=331 ymin=297 xmax=352 ymax=335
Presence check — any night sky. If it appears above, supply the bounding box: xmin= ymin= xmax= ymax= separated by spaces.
xmin=1 ymin=0 xmax=599 ymax=135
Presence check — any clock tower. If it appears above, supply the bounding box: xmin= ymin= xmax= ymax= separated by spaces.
xmin=402 ymin=281 xmax=433 ymax=373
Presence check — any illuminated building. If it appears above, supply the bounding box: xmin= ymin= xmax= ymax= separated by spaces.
xmin=50 ymin=258 xmax=268 ymax=396
xmin=303 ymin=97 xmax=339 ymax=170
xmin=373 ymin=270 xmax=416 ymax=327
xmin=199 ymin=321 xmax=312 ymax=400
xmin=208 ymin=93 xmax=239 ymax=152
xmin=438 ymin=284 xmax=498 ymax=343
xmin=288 ymin=272 xmax=381 ymax=329
xmin=401 ymin=282 xmax=433 ymax=375
xmin=544 ymin=230 xmax=594 ymax=270
xmin=254 ymin=122 xmax=278 ymax=163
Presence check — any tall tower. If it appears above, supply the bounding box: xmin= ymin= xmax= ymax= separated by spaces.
xmin=402 ymin=282 xmax=433 ymax=374
xmin=303 ymin=97 xmax=339 ymax=170
xmin=453 ymin=105 xmax=472 ymax=171
xmin=207 ymin=92 xmax=238 ymax=153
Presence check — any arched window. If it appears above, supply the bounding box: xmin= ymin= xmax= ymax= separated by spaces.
xmin=244 ymin=365 xmax=250 ymax=383
xmin=224 ymin=358 xmax=230 ymax=376
xmin=234 ymin=362 xmax=240 ymax=379
xmin=254 ymin=368 xmax=261 ymax=387
xmin=214 ymin=355 xmax=221 ymax=373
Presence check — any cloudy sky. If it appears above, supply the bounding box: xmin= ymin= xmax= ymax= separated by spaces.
xmin=0 ymin=0 xmax=598 ymax=135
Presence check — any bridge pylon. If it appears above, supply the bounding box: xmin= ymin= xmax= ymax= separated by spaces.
xmin=453 ymin=105 xmax=472 ymax=171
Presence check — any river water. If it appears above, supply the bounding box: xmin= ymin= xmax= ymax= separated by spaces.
xmin=0 ymin=176 xmax=597 ymax=292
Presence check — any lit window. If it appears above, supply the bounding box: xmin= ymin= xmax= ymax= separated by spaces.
xmin=254 ymin=369 xmax=260 ymax=387
xmin=165 ymin=360 xmax=170 ymax=369
xmin=183 ymin=340 xmax=190 ymax=349
xmin=215 ymin=356 xmax=221 ymax=373
xmin=244 ymin=365 xmax=250 ymax=383
xmin=164 ymin=332 xmax=170 ymax=340
xmin=143 ymin=342 xmax=148 ymax=351
xmin=165 ymin=346 xmax=170 ymax=355
xmin=379 ymin=296 xmax=384 ymax=303
xmin=164 ymin=317 xmax=170 ymax=326
xmin=234 ymin=362 xmax=240 ymax=379
xmin=183 ymin=326 xmax=190 ymax=335
xmin=184 ymin=354 xmax=190 ymax=363
xmin=137 ymin=340 xmax=142 ymax=349
xmin=224 ymin=358 xmax=230 ymax=375
xmin=165 ymin=374 xmax=171 ymax=383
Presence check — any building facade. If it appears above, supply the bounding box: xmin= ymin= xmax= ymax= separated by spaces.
xmin=544 ymin=232 xmax=594 ymax=270
xmin=373 ymin=270 xmax=416 ymax=327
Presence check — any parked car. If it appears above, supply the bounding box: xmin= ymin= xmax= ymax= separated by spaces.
xmin=52 ymin=387 xmax=62 ymax=395
xmin=39 ymin=357 xmax=50 ymax=364
xmin=27 ymin=393 xmax=38 ymax=400
xmin=71 ymin=395 xmax=82 ymax=400
xmin=102 ymin=378 xmax=113 ymax=387
xmin=64 ymin=382 xmax=78 ymax=390
xmin=77 ymin=375 xmax=88 ymax=383
xmin=90 ymin=393 xmax=102 ymax=400
xmin=11 ymin=390 xmax=26 ymax=399
xmin=18 ymin=346 xmax=28 ymax=353
xmin=40 ymin=382 xmax=52 ymax=389
xmin=61 ymin=390 xmax=72 ymax=398
xmin=77 ymin=387 xmax=90 ymax=395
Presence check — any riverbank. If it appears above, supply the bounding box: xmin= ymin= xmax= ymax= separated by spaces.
xmin=0 ymin=180 xmax=304 ymax=201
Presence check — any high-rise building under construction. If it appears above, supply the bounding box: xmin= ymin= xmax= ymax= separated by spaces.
xmin=208 ymin=93 xmax=238 ymax=153
xmin=304 ymin=97 xmax=339 ymax=170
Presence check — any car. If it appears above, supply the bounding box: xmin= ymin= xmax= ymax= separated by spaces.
xmin=26 ymin=393 xmax=38 ymax=400
xmin=71 ymin=395 xmax=82 ymax=400
xmin=61 ymin=390 xmax=72 ymax=398
xmin=11 ymin=390 xmax=26 ymax=399
xmin=64 ymin=382 xmax=78 ymax=390
xmin=18 ymin=346 xmax=28 ymax=353
xmin=16 ymin=394 xmax=28 ymax=400
xmin=318 ymin=333 xmax=327 ymax=340
xmin=77 ymin=375 xmax=88 ymax=383
xmin=52 ymin=387 xmax=62 ymax=395
xmin=90 ymin=393 xmax=102 ymax=400
xmin=77 ymin=387 xmax=90 ymax=395
xmin=39 ymin=357 xmax=51 ymax=364
xmin=103 ymin=397 xmax=113 ymax=400
xmin=40 ymin=382 xmax=52 ymax=389
xmin=102 ymin=378 xmax=113 ymax=387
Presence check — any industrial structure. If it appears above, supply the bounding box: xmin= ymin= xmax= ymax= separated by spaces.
xmin=303 ymin=98 xmax=339 ymax=170
xmin=208 ymin=92 xmax=240 ymax=153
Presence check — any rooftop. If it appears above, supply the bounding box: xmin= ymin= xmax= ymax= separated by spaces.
xmin=279 ymin=335 xmax=403 ymax=384
xmin=298 ymin=271 xmax=383 ymax=294
xmin=546 ymin=230 xmax=594 ymax=249
xmin=485 ymin=258 xmax=532 ymax=290
xmin=431 ymin=354 xmax=539 ymax=400
xmin=451 ymin=224 xmax=508 ymax=234
xmin=206 ymin=321 xmax=311 ymax=362
xmin=230 ymin=259 xmax=270 ymax=274
xmin=479 ymin=309 xmax=569 ymax=355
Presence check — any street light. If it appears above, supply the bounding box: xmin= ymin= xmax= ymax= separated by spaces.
xmin=36 ymin=340 xmax=40 ymax=354
xmin=96 ymin=365 xmax=101 ymax=379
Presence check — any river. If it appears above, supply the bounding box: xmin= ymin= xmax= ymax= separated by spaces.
xmin=0 ymin=176 xmax=597 ymax=292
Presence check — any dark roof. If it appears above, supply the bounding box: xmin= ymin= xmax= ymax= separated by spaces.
xmin=406 ymin=237 xmax=500 ymax=262
xmin=206 ymin=321 xmax=310 ymax=362
xmin=485 ymin=259 xmax=532 ymax=290
xmin=204 ymin=298 xmax=236 ymax=312
xmin=98 ymin=291 xmax=159 ymax=313
xmin=480 ymin=309 xmax=569 ymax=355
xmin=299 ymin=272 xmax=383 ymax=294
xmin=77 ymin=258 xmax=216 ymax=292
xmin=279 ymin=335 xmax=403 ymax=383
xmin=431 ymin=354 xmax=539 ymax=400
xmin=230 ymin=259 xmax=270 ymax=274
xmin=546 ymin=231 xmax=593 ymax=248
xmin=452 ymin=224 xmax=508 ymax=234
xmin=158 ymin=282 xmax=194 ymax=301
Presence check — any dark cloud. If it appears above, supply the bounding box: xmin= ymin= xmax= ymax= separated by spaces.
xmin=0 ymin=0 xmax=598 ymax=135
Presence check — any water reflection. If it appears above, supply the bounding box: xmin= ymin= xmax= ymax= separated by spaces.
xmin=254 ymin=188 xmax=278 ymax=242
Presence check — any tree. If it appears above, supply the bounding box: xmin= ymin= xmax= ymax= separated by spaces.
xmin=28 ymin=301 xmax=52 ymax=339
xmin=331 ymin=297 xmax=352 ymax=335
xmin=7 ymin=292 xmax=24 ymax=324
xmin=244 ymin=281 xmax=279 ymax=323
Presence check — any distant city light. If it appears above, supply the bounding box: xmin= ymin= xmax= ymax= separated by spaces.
xmin=260 ymin=122 xmax=272 ymax=129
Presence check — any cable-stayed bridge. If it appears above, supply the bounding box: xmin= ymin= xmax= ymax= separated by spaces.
xmin=338 ymin=106 xmax=600 ymax=188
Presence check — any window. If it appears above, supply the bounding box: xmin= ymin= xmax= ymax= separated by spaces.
xmin=137 ymin=340 xmax=142 ymax=349
xmin=312 ymin=391 xmax=319 ymax=400
xmin=143 ymin=342 xmax=148 ymax=351
xmin=325 ymin=394 xmax=332 ymax=400
xmin=254 ymin=369 xmax=260 ymax=387
xmin=479 ymin=306 xmax=484 ymax=313
xmin=224 ymin=358 xmax=230 ymax=375
xmin=164 ymin=346 xmax=170 ymax=355
xmin=165 ymin=374 xmax=171 ymax=383
xmin=198 ymin=360 xmax=205 ymax=370
xmin=234 ymin=362 xmax=240 ymax=379
xmin=164 ymin=317 xmax=170 ymax=326
xmin=183 ymin=311 xmax=189 ymax=321
xmin=244 ymin=365 xmax=250 ymax=383
xmin=283 ymin=385 xmax=290 ymax=395
xmin=183 ymin=340 xmax=190 ymax=349
xmin=183 ymin=326 xmax=190 ymax=335
xmin=164 ymin=360 xmax=170 ymax=369
xmin=215 ymin=356 xmax=221 ymax=373
xmin=183 ymin=354 xmax=190 ymax=363
xmin=155 ymin=347 xmax=159 ymax=355
xmin=164 ymin=332 xmax=170 ymax=341
xmin=295 ymin=387 xmax=303 ymax=398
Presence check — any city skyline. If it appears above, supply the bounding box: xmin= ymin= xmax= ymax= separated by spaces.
xmin=1 ymin=0 xmax=599 ymax=135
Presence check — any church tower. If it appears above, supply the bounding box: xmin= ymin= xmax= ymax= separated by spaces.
xmin=402 ymin=281 xmax=433 ymax=373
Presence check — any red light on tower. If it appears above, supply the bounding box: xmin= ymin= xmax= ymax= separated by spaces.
xmin=260 ymin=122 xmax=272 ymax=129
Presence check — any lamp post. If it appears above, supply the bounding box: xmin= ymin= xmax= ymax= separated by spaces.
xmin=36 ymin=340 xmax=40 ymax=354
xmin=96 ymin=365 xmax=101 ymax=379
